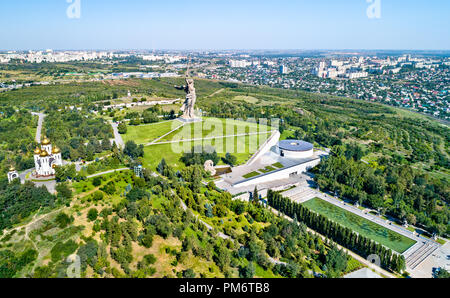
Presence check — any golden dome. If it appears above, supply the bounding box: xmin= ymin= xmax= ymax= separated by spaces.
xmin=34 ymin=147 xmax=41 ymax=155
xmin=52 ymin=146 xmax=61 ymax=154
xmin=9 ymin=166 xmax=15 ymax=172
xmin=40 ymin=150 xmax=49 ymax=157
xmin=42 ymin=137 xmax=51 ymax=145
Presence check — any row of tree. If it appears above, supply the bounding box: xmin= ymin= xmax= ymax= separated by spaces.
xmin=267 ymin=190 xmax=406 ymax=273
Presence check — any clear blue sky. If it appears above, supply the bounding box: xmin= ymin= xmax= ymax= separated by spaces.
xmin=1 ymin=0 xmax=449 ymax=50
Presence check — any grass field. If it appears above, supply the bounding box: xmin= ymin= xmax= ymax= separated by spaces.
xmin=302 ymin=198 xmax=416 ymax=254
xmin=125 ymin=117 xmax=273 ymax=170
xmin=142 ymin=133 xmax=269 ymax=170
xmin=160 ymin=118 xmax=272 ymax=142
xmin=122 ymin=120 xmax=180 ymax=144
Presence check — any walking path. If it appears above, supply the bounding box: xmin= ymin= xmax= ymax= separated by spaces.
xmin=110 ymin=121 xmax=125 ymax=149
xmin=86 ymin=168 xmax=130 ymax=179
xmin=146 ymin=122 xmax=186 ymax=145
xmin=31 ymin=112 xmax=46 ymax=143
xmin=145 ymin=131 xmax=274 ymax=146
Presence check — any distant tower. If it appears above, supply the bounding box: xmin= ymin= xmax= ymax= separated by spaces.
xmin=7 ymin=166 xmax=19 ymax=183
xmin=127 ymin=90 xmax=132 ymax=98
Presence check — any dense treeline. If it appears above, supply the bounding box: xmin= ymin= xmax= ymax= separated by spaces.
xmin=0 ymin=248 xmax=38 ymax=278
xmin=44 ymin=109 xmax=113 ymax=161
xmin=267 ymin=190 xmax=406 ymax=273
xmin=0 ymin=180 xmax=56 ymax=230
xmin=0 ymin=109 xmax=36 ymax=173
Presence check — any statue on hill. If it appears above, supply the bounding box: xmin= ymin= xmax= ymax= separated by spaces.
xmin=175 ymin=78 xmax=197 ymax=120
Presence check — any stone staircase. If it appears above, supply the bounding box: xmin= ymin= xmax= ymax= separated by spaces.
xmin=285 ymin=187 xmax=317 ymax=203
xmin=405 ymin=241 xmax=440 ymax=270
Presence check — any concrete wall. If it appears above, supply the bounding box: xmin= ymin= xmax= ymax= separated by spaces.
xmin=247 ymin=130 xmax=280 ymax=166
xmin=234 ymin=158 xmax=321 ymax=188
xmin=279 ymin=148 xmax=314 ymax=159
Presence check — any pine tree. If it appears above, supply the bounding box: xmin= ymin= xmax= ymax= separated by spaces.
xmin=253 ymin=187 xmax=259 ymax=204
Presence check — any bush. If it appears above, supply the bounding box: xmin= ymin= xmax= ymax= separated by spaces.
xmin=50 ymin=240 xmax=78 ymax=262
xmin=92 ymin=177 xmax=102 ymax=187
xmin=144 ymin=254 xmax=157 ymax=265
xmin=87 ymin=209 xmax=98 ymax=221
xmin=55 ymin=212 xmax=73 ymax=229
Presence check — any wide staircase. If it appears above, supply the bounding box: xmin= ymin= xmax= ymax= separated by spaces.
xmin=285 ymin=187 xmax=317 ymax=203
xmin=405 ymin=241 xmax=440 ymax=270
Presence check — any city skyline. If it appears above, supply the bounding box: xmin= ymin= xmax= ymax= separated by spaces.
xmin=1 ymin=0 xmax=450 ymax=51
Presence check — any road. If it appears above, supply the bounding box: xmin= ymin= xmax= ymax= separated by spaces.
xmin=86 ymin=168 xmax=129 ymax=179
xmin=31 ymin=112 xmax=46 ymax=143
xmin=110 ymin=121 xmax=125 ymax=149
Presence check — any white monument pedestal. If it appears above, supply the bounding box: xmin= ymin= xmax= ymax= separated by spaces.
xmin=177 ymin=117 xmax=203 ymax=123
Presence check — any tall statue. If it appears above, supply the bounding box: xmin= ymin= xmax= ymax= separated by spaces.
xmin=175 ymin=78 xmax=197 ymax=120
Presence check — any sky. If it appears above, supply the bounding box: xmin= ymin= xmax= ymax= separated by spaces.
xmin=1 ymin=0 xmax=449 ymax=50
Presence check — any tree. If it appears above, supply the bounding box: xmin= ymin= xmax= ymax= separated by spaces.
xmin=252 ymin=187 xmax=259 ymax=204
xmin=92 ymin=177 xmax=102 ymax=187
xmin=55 ymin=212 xmax=73 ymax=229
xmin=157 ymin=159 xmax=167 ymax=175
xmin=118 ymin=122 xmax=127 ymax=134
xmin=124 ymin=141 xmax=144 ymax=159
xmin=55 ymin=182 xmax=72 ymax=201
xmin=240 ymin=262 xmax=255 ymax=278
xmin=222 ymin=152 xmax=237 ymax=166
xmin=101 ymin=137 xmax=112 ymax=151
xmin=87 ymin=208 xmax=98 ymax=221
xmin=325 ymin=247 xmax=348 ymax=274
xmin=435 ymin=268 xmax=450 ymax=279
xmin=182 ymin=268 xmax=196 ymax=278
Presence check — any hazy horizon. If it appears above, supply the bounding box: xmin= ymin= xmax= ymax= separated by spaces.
xmin=1 ymin=0 xmax=450 ymax=51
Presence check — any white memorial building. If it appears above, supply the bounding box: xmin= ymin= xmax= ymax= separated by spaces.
xmin=33 ymin=137 xmax=63 ymax=178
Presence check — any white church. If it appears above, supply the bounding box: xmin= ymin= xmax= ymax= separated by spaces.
xmin=33 ymin=136 xmax=63 ymax=178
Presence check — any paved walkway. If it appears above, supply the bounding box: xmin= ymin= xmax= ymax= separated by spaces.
xmin=145 ymin=131 xmax=274 ymax=146
xmin=31 ymin=112 xmax=46 ymax=143
xmin=146 ymin=122 xmax=186 ymax=145
xmin=86 ymin=168 xmax=130 ymax=179
xmin=110 ymin=121 xmax=125 ymax=149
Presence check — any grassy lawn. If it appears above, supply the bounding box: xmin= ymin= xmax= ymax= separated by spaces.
xmin=345 ymin=256 xmax=365 ymax=274
xmin=142 ymin=133 xmax=264 ymax=171
xmin=260 ymin=166 xmax=276 ymax=173
xmin=140 ymin=118 xmax=272 ymax=171
xmin=302 ymin=198 xmax=417 ymax=254
xmin=243 ymin=171 xmax=261 ymax=179
xmin=273 ymin=162 xmax=284 ymax=169
xmin=122 ymin=120 xmax=178 ymax=144
xmin=160 ymin=118 xmax=272 ymax=142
